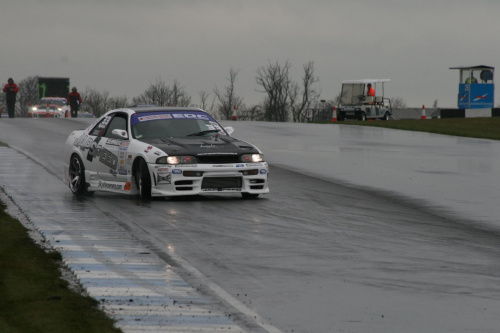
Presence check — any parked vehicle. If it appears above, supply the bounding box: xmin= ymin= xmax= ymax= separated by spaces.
xmin=337 ymin=79 xmax=392 ymax=121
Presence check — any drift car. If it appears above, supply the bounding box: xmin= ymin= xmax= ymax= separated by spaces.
xmin=63 ymin=107 xmax=269 ymax=199
xmin=28 ymin=97 xmax=70 ymax=118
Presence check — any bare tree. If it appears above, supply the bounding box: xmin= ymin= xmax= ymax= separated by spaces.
xmin=256 ymin=60 xmax=293 ymax=122
xmin=17 ymin=76 xmax=39 ymax=117
xmin=198 ymin=90 xmax=216 ymax=115
xmin=214 ymin=68 xmax=244 ymax=120
xmin=391 ymin=96 xmax=407 ymax=109
xmin=432 ymin=99 xmax=438 ymax=109
xmin=290 ymin=61 xmax=320 ymax=122
xmin=132 ymin=78 xmax=172 ymax=106
xmin=108 ymin=96 xmax=128 ymax=109
xmin=82 ymin=87 xmax=110 ymax=118
xmin=132 ymin=78 xmax=191 ymax=107
xmin=171 ymin=80 xmax=191 ymax=107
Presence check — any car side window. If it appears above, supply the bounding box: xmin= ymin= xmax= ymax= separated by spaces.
xmin=90 ymin=116 xmax=112 ymax=136
xmin=103 ymin=114 xmax=127 ymax=139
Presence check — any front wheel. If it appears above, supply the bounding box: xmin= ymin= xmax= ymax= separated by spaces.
xmin=136 ymin=159 xmax=152 ymax=200
xmin=359 ymin=112 xmax=367 ymax=121
xmin=382 ymin=112 xmax=390 ymax=121
xmin=69 ymin=155 xmax=87 ymax=196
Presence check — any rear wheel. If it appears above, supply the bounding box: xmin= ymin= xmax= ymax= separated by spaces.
xmin=382 ymin=112 xmax=390 ymax=120
xmin=136 ymin=159 xmax=152 ymax=200
xmin=359 ymin=112 xmax=367 ymax=121
xmin=69 ymin=155 xmax=87 ymax=196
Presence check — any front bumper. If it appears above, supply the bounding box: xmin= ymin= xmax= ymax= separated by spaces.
xmin=149 ymin=162 xmax=270 ymax=197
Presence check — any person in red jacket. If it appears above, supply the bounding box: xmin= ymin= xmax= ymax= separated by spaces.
xmin=67 ymin=86 xmax=82 ymax=118
xmin=3 ymin=78 xmax=19 ymax=118
xmin=366 ymin=83 xmax=375 ymax=97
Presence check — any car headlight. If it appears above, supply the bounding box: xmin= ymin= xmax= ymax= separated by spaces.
xmin=32 ymin=107 xmax=38 ymax=111
xmin=156 ymin=156 xmax=197 ymax=165
xmin=241 ymin=154 xmax=264 ymax=163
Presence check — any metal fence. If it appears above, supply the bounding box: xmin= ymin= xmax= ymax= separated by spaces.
xmin=306 ymin=108 xmax=333 ymax=122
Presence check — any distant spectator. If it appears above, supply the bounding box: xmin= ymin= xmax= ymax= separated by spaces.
xmin=67 ymin=87 xmax=82 ymax=118
xmin=3 ymin=78 xmax=19 ymax=118
xmin=366 ymin=83 xmax=375 ymax=96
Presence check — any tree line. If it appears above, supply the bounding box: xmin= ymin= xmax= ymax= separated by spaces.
xmin=7 ymin=60 xmax=409 ymax=121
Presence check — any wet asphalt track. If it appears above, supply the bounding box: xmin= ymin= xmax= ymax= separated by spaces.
xmin=0 ymin=118 xmax=500 ymax=332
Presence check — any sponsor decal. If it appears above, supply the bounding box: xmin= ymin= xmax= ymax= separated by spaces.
xmin=176 ymin=164 xmax=197 ymax=168
xmin=124 ymin=182 xmax=132 ymax=191
xmin=78 ymin=137 xmax=119 ymax=171
xmin=201 ymin=144 xmax=217 ymax=148
xmin=156 ymin=167 xmax=170 ymax=172
xmin=213 ymin=164 xmax=234 ymax=168
xmin=106 ymin=138 xmax=123 ymax=146
xmin=236 ymin=164 xmax=245 ymax=168
xmin=172 ymin=169 xmax=182 ymax=174
xmin=197 ymin=152 xmax=237 ymax=156
xmin=172 ymin=113 xmax=210 ymax=120
xmin=98 ymin=181 xmax=123 ymax=190
xmin=144 ymin=146 xmax=153 ymax=153
xmin=138 ymin=114 xmax=172 ymax=122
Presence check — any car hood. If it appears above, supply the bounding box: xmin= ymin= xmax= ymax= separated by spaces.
xmin=139 ymin=136 xmax=259 ymax=156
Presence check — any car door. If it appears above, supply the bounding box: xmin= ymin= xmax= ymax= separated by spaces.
xmin=94 ymin=112 xmax=130 ymax=183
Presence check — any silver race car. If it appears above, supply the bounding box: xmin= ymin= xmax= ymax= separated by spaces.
xmin=63 ymin=106 xmax=269 ymax=199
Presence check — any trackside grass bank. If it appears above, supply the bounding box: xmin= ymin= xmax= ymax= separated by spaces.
xmin=331 ymin=117 xmax=500 ymax=141
xmin=0 ymin=201 xmax=122 ymax=333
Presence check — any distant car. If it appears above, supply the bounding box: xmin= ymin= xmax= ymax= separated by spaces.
xmin=63 ymin=106 xmax=269 ymax=200
xmin=28 ymin=97 xmax=70 ymax=118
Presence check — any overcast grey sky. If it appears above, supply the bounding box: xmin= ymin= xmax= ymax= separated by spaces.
xmin=2 ymin=0 xmax=500 ymax=108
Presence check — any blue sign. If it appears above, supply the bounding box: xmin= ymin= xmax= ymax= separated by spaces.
xmin=458 ymin=84 xmax=494 ymax=109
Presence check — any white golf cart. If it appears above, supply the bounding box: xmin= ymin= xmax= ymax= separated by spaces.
xmin=337 ymin=79 xmax=392 ymax=121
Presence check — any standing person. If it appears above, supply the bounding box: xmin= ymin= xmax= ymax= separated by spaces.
xmin=3 ymin=78 xmax=19 ymax=118
xmin=67 ymin=86 xmax=82 ymax=118
xmin=366 ymin=83 xmax=375 ymax=96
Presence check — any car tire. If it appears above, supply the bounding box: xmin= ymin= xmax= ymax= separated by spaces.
xmin=359 ymin=112 xmax=367 ymax=121
xmin=382 ymin=112 xmax=390 ymax=121
xmin=136 ymin=159 xmax=152 ymax=200
xmin=69 ymin=155 xmax=87 ymax=196
xmin=242 ymin=193 xmax=259 ymax=199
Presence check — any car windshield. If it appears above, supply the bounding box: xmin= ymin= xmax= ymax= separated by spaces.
xmin=40 ymin=99 xmax=66 ymax=106
xmin=131 ymin=111 xmax=226 ymax=140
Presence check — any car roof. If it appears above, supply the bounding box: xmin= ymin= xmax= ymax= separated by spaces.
xmin=114 ymin=106 xmax=206 ymax=114
xmin=342 ymin=79 xmax=391 ymax=84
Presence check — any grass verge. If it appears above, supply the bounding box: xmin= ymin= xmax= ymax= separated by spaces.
xmin=332 ymin=117 xmax=500 ymax=141
xmin=0 ymin=201 xmax=122 ymax=333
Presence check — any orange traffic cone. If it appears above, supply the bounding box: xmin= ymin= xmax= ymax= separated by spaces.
xmin=331 ymin=106 xmax=338 ymax=122
xmin=420 ymin=105 xmax=427 ymax=120
xmin=231 ymin=105 xmax=237 ymax=120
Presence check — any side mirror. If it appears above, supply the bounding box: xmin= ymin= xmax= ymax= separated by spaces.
xmin=224 ymin=126 xmax=234 ymax=135
xmin=112 ymin=129 xmax=128 ymax=140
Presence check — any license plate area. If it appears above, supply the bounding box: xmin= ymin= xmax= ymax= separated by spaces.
xmin=201 ymin=177 xmax=242 ymax=190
